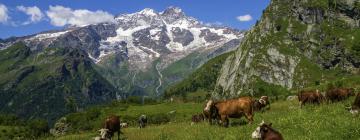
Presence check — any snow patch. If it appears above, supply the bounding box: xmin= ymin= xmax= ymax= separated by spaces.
xmin=139 ymin=8 xmax=157 ymax=16
xmin=29 ymin=30 xmax=70 ymax=41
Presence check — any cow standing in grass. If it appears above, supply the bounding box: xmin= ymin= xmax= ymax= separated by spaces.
xmin=326 ymin=88 xmax=355 ymax=102
xmin=204 ymin=97 xmax=254 ymax=127
xmin=102 ymin=115 xmax=121 ymax=140
xmin=298 ymin=90 xmax=324 ymax=108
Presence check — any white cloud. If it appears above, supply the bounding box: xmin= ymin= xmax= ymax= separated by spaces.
xmin=17 ymin=5 xmax=44 ymax=25
xmin=46 ymin=5 xmax=115 ymax=27
xmin=236 ymin=14 xmax=252 ymax=22
xmin=0 ymin=4 xmax=9 ymax=24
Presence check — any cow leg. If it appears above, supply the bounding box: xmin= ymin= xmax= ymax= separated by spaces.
xmin=245 ymin=113 xmax=253 ymax=124
xmin=220 ymin=115 xmax=228 ymax=127
xmin=224 ymin=117 xmax=229 ymax=127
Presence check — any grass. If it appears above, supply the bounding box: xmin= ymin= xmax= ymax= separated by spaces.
xmin=47 ymin=97 xmax=360 ymax=140
xmin=0 ymin=125 xmax=28 ymax=139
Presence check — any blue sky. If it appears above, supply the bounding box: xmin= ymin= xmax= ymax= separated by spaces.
xmin=0 ymin=0 xmax=270 ymax=39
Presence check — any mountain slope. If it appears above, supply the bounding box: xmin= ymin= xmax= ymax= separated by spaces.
xmin=0 ymin=43 xmax=118 ymax=122
xmin=164 ymin=51 xmax=234 ymax=98
xmin=213 ymin=0 xmax=360 ymax=98
xmin=0 ymin=7 xmax=244 ymax=97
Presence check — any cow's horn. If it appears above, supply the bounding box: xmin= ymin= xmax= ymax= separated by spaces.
xmin=260 ymin=120 xmax=265 ymax=125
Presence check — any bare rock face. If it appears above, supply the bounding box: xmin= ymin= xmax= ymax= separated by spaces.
xmin=171 ymin=27 xmax=194 ymax=46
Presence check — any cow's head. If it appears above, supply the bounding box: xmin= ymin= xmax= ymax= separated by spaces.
xmin=251 ymin=120 xmax=265 ymax=139
xmin=204 ymin=100 xmax=214 ymax=112
xmin=98 ymin=128 xmax=110 ymax=139
xmin=347 ymin=106 xmax=360 ymax=115
xmin=252 ymin=120 xmax=274 ymax=139
xmin=350 ymin=108 xmax=359 ymax=115
xmin=259 ymin=96 xmax=269 ymax=105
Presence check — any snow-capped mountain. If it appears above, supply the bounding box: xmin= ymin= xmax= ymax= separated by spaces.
xmin=0 ymin=6 xmax=244 ymax=97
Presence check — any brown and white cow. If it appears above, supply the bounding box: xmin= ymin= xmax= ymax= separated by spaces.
xmin=103 ymin=115 xmax=121 ymax=140
xmin=252 ymin=120 xmax=283 ymax=140
xmin=253 ymin=96 xmax=271 ymax=112
xmin=204 ymin=97 xmax=254 ymax=127
xmin=326 ymin=88 xmax=355 ymax=102
xmin=298 ymin=90 xmax=324 ymax=108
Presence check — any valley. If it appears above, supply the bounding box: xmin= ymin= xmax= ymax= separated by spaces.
xmin=0 ymin=0 xmax=359 ymax=139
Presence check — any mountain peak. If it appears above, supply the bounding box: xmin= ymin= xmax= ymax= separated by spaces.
xmin=162 ymin=6 xmax=184 ymax=17
xmin=138 ymin=8 xmax=157 ymax=16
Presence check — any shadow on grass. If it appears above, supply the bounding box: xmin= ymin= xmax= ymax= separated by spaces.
xmin=229 ymin=119 xmax=248 ymax=127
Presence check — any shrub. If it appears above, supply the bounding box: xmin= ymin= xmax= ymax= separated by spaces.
xmin=0 ymin=114 xmax=25 ymax=126
xmin=26 ymin=119 xmax=49 ymax=137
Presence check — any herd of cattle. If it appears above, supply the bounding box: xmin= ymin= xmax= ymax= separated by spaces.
xmin=94 ymin=87 xmax=359 ymax=140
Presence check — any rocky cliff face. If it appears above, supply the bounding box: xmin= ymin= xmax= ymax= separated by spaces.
xmin=214 ymin=0 xmax=360 ymax=98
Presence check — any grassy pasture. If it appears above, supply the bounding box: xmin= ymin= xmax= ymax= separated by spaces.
xmin=45 ymin=97 xmax=360 ymax=140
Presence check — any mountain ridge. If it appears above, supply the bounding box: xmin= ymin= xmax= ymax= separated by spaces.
xmin=0 ymin=6 xmax=245 ymax=121
xmin=213 ymin=0 xmax=360 ymax=98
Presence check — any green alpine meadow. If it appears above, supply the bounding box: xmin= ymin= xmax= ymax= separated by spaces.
xmin=0 ymin=0 xmax=359 ymax=139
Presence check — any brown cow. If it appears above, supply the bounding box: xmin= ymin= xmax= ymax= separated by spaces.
xmin=103 ymin=115 xmax=121 ymax=140
xmin=326 ymin=88 xmax=355 ymax=102
xmin=298 ymin=90 xmax=324 ymax=108
xmin=253 ymin=96 xmax=271 ymax=112
xmin=252 ymin=121 xmax=283 ymax=140
xmin=205 ymin=97 xmax=254 ymax=127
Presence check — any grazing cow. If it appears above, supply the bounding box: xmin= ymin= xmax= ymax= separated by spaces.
xmin=205 ymin=97 xmax=254 ymax=127
xmin=253 ymin=96 xmax=271 ymax=112
xmin=191 ymin=113 xmax=205 ymax=123
xmin=120 ymin=123 xmax=128 ymax=128
xmin=252 ymin=121 xmax=283 ymax=140
xmin=326 ymin=88 xmax=355 ymax=102
xmin=138 ymin=114 xmax=148 ymax=128
xmin=103 ymin=115 xmax=121 ymax=140
xmin=298 ymin=90 xmax=324 ymax=108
